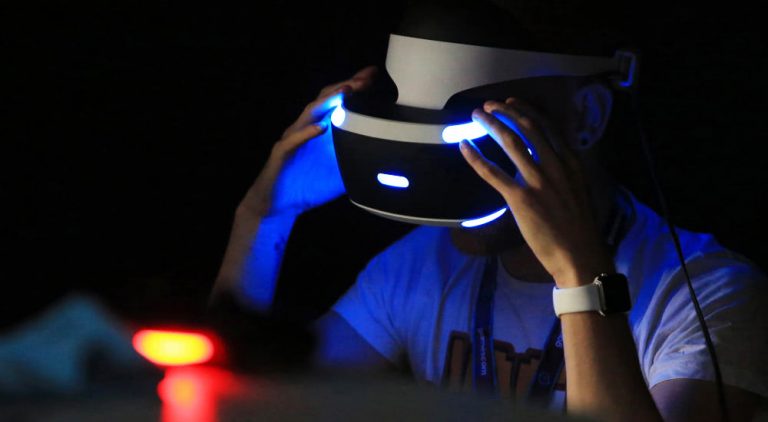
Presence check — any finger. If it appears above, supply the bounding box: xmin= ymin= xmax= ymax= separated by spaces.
xmin=318 ymin=65 xmax=378 ymax=97
xmin=486 ymin=100 xmax=570 ymax=190
xmin=503 ymin=97 xmax=573 ymax=158
xmin=503 ymin=98 xmax=586 ymax=204
xmin=458 ymin=138 xmax=521 ymax=200
xmin=348 ymin=65 xmax=379 ymax=90
xmin=284 ymin=84 xmax=350 ymax=138
xmin=471 ymin=108 xmax=542 ymax=187
xmin=503 ymin=98 xmax=556 ymax=138
xmin=275 ymin=121 xmax=329 ymax=157
xmin=306 ymin=83 xmax=351 ymax=120
xmin=484 ymin=100 xmax=559 ymax=168
xmin=286 ymin=66 xmax=379 ymax=137
xmin=317 ymin=81 xmax=353 ymax=98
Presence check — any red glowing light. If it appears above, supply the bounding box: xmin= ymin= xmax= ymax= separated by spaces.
xmin=133 ymin=329 xmax=215 ymax=366
xmin=158 ymin=366 xmax=240 ymax=422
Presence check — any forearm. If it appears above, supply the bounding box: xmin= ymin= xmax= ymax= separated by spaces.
xmin=210 ymin=206 xmax=298 ymax=313
xmin=208 ymin=67 xmax=376 ymax=313
xmin=561 ymin=307 xmax=662 ymax=422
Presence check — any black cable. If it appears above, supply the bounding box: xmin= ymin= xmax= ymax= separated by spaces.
xmin=628 ymin=89 xmax=729 ymax=422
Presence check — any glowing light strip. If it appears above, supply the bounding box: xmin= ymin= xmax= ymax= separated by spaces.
xmin=133 ymin=329 xmax=214 ymax=366
xmin=331 ymin=105 xmax=346 ymax=127
xmin=377 ymin=173 xmax=409 ymax=188
xmin=441 ymin=121 xmax=487 ymax=143
xmin=330 ymin=104 xmax=481 ymax=145
xmin=460 ymin=207 xmax=507 ymax=228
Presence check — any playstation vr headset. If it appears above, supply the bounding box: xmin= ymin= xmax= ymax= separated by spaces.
xmin=330 ymin=1 xmax=636 ymax=228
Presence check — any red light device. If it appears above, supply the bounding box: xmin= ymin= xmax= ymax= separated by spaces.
xmin=133 ymin=329 xmax=215 ymax=366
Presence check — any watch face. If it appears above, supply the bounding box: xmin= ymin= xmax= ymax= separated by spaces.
xmin=597 ymin=274 xmax=632 ymax=314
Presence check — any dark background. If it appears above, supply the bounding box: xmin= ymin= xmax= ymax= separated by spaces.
xmin=2 ymin=2 xmax=766 ymax=330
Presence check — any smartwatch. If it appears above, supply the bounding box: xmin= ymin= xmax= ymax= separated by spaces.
xmin=552 ymin=273 xmax=631 ymax=317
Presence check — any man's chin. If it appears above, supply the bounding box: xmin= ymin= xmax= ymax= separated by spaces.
xmin=449 ymin=213 xmax=524 ymax=256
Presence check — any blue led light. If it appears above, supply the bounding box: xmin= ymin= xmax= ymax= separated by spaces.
xmin=331 ymin=105 xmax=346 ymax=127
xmin=328 ymin=94 xmax=343 ymax=109
xmin=442 ymin=121 xmax=487 ymax=143
xmin=377 ymin=173 xmax=410 ymax=188
xmin=460 ymin=207 xmax=507 ymax=228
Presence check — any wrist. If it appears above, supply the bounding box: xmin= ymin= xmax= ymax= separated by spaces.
xmin=552 ymin=272 xmax=631 ymax=317
xmin=553 ymin=259 xmax=616 ymax=289
xmin=218 ymin=202 xmax=299 ymax=314
xmin=235 ymin=200 xmax=301 ymax=225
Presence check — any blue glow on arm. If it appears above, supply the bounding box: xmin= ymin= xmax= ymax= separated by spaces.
xmin=442 ymin=121 xmax=488 ymax=143
xmin=460 ymin=207 xmax=507 ymax=228
xmin=240 ymin=212 xmax=298 ymax=312
xmin=377 ymin=173 xmax=410 ymax=188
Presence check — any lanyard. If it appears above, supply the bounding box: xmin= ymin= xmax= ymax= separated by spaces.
xmin=472 ymin=256 xmax=564 ymax=401
xmin=472 ymin=256 xmax=499 ymax=395
xmin=526 ymin=318 xmax=564 ymax=406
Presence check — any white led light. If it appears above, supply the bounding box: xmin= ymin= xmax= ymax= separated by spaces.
xmin=331 ymin=106 xmax=346 ymax=127
xmin=441 ymin=121 xmax=488 ymax=143
xmin=460 ymin=207 xmax=507 ymax=228
xmin=377 ymin=173 xmax=410 ymax=188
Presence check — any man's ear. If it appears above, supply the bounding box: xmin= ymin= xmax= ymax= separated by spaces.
xmin=571 ymin=80 xmax=613 ymax=150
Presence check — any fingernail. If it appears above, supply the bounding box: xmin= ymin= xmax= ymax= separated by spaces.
xmin=505 ymin=97 xmax=516 ymax=104
xmin=316 ymin=121 xmax=328 ymax=132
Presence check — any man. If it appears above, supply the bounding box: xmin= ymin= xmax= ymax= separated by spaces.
xmin=210 ymin=12 xmax=768 ymax=422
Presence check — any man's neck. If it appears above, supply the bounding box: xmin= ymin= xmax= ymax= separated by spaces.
xmin=499 ymin=244 xmax=554 ymax=283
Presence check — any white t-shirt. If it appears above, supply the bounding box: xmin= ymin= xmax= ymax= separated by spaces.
xmin=332 ymin=191 xmax=768 ymax=406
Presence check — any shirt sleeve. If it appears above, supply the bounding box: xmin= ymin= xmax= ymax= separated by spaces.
xmin=645 ymin=251 xmax=768 ymax=398
xmin=331 ymin=261 xmax=405 ymax=364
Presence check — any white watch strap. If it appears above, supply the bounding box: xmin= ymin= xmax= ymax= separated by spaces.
xmin=552 ymin=283 xmax=603 ymax=317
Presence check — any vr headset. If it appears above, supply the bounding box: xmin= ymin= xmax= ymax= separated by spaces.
xmin=330 ymin=32 xmax=636 ymax=228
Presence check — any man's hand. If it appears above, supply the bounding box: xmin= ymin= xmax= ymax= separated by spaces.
xmin=238 ymin=65 xmax=378 ymax=220
xmin=459 ymin=97 xmax=662 ymax=421
xmin=459 ymin=97 xmax=613 ymax=287
xmin=212 ymin=66 xmax=377 ymax=307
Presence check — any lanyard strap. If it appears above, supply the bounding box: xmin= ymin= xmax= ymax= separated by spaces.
xmin=472 ymin=257 xmax=564 ymax=400
xmin=526 ymin=318 xmax=564 ymax=405
xmin=472 ymin=256 xmax=498 ymax=395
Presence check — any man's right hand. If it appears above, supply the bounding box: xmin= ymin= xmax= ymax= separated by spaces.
xmin=237 ymin=65 xmax=378 ymax=220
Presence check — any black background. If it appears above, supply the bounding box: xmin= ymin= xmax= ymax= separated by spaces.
xmin=3 ymin=2 xmax=766 ymax=330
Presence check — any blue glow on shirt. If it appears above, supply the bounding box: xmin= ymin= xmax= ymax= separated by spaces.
xmin=331 ymin=105 xmax=346 ymax=127
xmin=377 ymin=173 xmax=410 ymax=188
xmin=442 ymin=121 xmax=488 ymax=143
xmin=460 ymin=207 xmax=507 ymax=228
